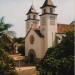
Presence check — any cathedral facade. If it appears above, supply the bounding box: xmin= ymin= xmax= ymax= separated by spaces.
xmin=25 ymin=0 xmax=74 ymax=61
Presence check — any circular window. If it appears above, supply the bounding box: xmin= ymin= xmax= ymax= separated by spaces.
xmin=29 ymin=35 xmax=35 ymax=44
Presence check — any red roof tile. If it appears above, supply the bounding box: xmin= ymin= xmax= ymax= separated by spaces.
xmin=57 ymin=24 xmax=74 ymax=33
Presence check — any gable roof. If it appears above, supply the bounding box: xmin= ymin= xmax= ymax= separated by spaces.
xmin=25 ymin=28 xmax=32 ymax=40
xmin=26 ymin=5 xmax=38 ymax=15
xmin=25 ymin=28 xmax=44 ymax=40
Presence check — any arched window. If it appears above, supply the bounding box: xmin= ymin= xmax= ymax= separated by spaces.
xmin=50 ymin=8 xmax=53 ymax=13
xmin=29 ymin=35 xmax=35 ymax=44
xmin=28 ymin=49 xmax=36 ymax=63
xmin=43 ymin=9 xmax=46 ymax=13
xmin=33 ymin=15 xmax=36 ymax=19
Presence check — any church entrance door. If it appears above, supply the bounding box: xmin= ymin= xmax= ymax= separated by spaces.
xmin=28 ymin=49 xmax=36 ymax=64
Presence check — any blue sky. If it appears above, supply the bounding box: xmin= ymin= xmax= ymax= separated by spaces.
xmin=0 ymin=0 xmax=74 ymax=37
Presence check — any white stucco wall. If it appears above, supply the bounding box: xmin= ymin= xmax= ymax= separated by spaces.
xmin=42 ymin=7 xmax=55 ymax=14
xmin=25 ymin=3 xmax=58 ymax=59
xmin=47 ymin=15 xmax=57 ymax=48
xmin=25 ymin=29 xmax=44 ymax=59
xmin=26 ymin=20 xmax=39 ymax=33
xmin=40 ymin=13 xmax=57 ymax=48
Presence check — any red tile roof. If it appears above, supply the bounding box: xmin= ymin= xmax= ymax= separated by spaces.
xmin=57 ymin=24 xmax=74 ymax=33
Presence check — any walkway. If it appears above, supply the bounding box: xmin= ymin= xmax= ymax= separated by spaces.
xmin=16 ymin=66 xmax=37 ymax=75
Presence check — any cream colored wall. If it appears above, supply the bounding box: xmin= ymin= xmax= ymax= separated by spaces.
xmin=26 ymin=20 xmax=39 ymax=33
xmin=30 ymin=14 xmax=37 ymax=19
xmin=25 ymin=29 xmax=44 ymax=59
xmin=25 ymin=5 xmax=57 ymax=59
xmin=27 ymin=14 xmax=37 ymax=19
xmin=42 ymin=7 xmax=55 ymax=14
xmin=26 ymin=20 xmax=32 ymax=32
xmin=40 ymin=15 xmax=48 ymax=53
xmin=26 ymin=13 xmax=39 ymax=33
xmin=40 ymin=13 xmax=57 ymax=54
xmin=47 ymin=15 xmax=57 ymax=48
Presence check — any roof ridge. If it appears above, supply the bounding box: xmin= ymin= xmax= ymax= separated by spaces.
xmin=26 ymin=5 xmax=38 ymax=15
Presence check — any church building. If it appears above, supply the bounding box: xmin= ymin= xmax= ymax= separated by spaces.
xmin=25 ymin=0 xmax=74 ymax=61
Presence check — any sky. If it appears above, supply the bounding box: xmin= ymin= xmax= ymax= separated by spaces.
xmin=0 ymin=0 xmax=74 ymax=37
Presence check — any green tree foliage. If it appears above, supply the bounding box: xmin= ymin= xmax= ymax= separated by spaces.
xmin=14 ymin=37 xmax=25 ymax=43
xmin=0 ymin=17 xmax=12 ymax=35
xmin=18 ymin=45 xmax=25 ymax=55
xmin=0 ymin=17 xmax=16 ymax=75
xmin=38 ymin=31 xmax=74 ymax=75
xmin=14 ymin=37 xmax=25 ymax=55
xmin=0 ymin=48 xmax=16 ymax=75
xmin=0 ymin=17 xmax=16 ymax=53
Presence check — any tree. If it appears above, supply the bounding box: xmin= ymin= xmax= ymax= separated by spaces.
xmin=38 ymin=31 xmax=74 ymax=75
xmin=0 ymin=48 xmax=16 ymax=75
xmin=0 ymin=17 xmax=16 ymax=75
xmin=18 ymin=45 xmax=25 ymax=55
xmin=0 ymin=17 xmax=12 ymax=36
xmin=13 ymin=37 xmax=25 ymax=55
xmin=0 ymin=17 xmax=16 ymax=53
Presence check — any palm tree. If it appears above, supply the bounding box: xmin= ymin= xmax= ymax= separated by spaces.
xmin=0 ymin=17 xmax=11 ymax=35
xmin=0 ymin=17 xmax=16 ymax=75
xmin=0 ymin=17 xmax=16 ymax=53
xmin=0 ymin=17 xmax=16 ymax=37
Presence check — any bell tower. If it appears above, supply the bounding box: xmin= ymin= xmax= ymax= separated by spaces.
xmin=40 ymin=0 xmax=58 ymax=50
xmin=26 ymin=5 xmax=39 ymax=33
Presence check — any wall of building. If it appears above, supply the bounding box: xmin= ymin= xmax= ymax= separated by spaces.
xmin=25 ymin=30 xmax=44 ymax=59
xmin=42 ymin=6 xmax=55 ymax=14
xmin=40 ymin=13 xmax=57 ymax=52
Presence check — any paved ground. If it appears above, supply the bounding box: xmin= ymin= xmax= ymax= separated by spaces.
xmin=15 ymin=66 xmax=37 ymax=75
xmin=10 ymin=54 xmax=37 ymax=75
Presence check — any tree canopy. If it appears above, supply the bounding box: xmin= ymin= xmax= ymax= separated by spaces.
xmin=0 ymin=17 xmax=16 ymax=53
xmin=0 ymin=17 xmax=12 ymax=35
xmin=38 ymin=31 xmax=74 ymax=75
xmin=0 ymin=17 xmax=16 ymax=75
xmin=0 ymin=48 xmax=16 ymax=75
xmin=13 ymin=37 xmax=25 ymax=55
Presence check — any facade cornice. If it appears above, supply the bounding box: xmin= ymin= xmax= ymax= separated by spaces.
xmin=40 ymin=13 xmax=58 ymax=16
xmin=25 ymin=19 xmax=39 ymax=21
xmin=40 ymin=5 xmax=56 ymax=9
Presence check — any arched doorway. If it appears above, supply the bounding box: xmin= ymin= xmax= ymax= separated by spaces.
xmin=28 ymin=49 xmax=36 ymax=64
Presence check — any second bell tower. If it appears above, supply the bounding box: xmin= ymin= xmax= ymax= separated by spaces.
xmin=40 ymin=0 xmax=58 ymax=50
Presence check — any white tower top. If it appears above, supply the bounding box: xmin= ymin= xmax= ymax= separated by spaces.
xmin=26 ymin=5 xmax=38 ymax=15
xmin=41 ymin=0 xmax=56 ymax=8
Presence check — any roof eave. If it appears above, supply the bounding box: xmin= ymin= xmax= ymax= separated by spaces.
xmin=26 ymin=12 xmax=38 ymax=15
xmin=39 ymin=13 xmax=58 ymax=16
xmin=40 ymin=5 xmax=56 ymax=8
xmin=25 ymin=19 xmax=39 ymax=21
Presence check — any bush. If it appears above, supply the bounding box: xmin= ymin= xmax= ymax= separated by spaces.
xmin=38 ymin=32 xmax=74 ymax=75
